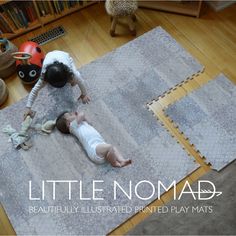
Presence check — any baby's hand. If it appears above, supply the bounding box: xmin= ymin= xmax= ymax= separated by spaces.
xmin=23 ymin=108 xmax=35 ymax=120
xmin=76 ymin=111 xmax=86 ymax=124
xmin=78 ymin=94 xmax=90 ymax=104
xmin=69 ymin=78 xmax=77 ymax=86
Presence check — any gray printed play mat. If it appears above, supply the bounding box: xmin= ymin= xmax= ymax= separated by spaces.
xmin=165 ymin=74 xmax=236 ymax=171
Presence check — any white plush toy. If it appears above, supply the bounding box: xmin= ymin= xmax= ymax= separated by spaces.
xmin=2 ymin=115 xmax=56 ymax=150
xmin=3 ymin=116 xmax=33 ymax=150
xmin=34 ymin=119 xmax=56 ymax=134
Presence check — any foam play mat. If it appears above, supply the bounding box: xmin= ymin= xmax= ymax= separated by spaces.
xmin=165 ymin=74 xmax=236 ymax=171
xmin=0 ymin=27 xmax=202 ymax=234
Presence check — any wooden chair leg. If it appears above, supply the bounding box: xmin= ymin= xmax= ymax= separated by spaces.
xmin=132 ymin=14 xmax=137 ymax=22
xmin=127 ymin=16 xmax=136 ymax=36
xmin=110 ymin=16 xmax=118 ymax=37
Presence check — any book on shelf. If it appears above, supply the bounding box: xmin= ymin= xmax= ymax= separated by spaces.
xmin=25 ymin=5 xmax=36 ymax=22
xmin=18 ymin=8 xmax=28 ymax=27
xmin=12 ymin=6 xmax=25 ymax=28
xmin=50 ymin=0 xmax=85 ymax=15
xmin=21 ymin=1 xmax=38 ymax=23
xmin=6 ymin=8 xmax=21 ymax=29
xmin=0 ymin=12 xmax=14 ymax=33
xmin=36 ymin=1 xmax=52 ymax=17
xmin=0 ymin=13 xmax=14 ymax=33
xmin=1 ymin=11 xmax=17 ymax=31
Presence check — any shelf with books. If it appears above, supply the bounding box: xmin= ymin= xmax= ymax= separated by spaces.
xmin=13 ymin=19 xmax=41 ymax=35
xmin=0 ymin=0 xmax=40 ymax=37
xmin=0 ymin=0 xmax=96 ymax=40
xmin=50 ymin=1 xmax=96 ymax=20
xmin=39 ymin=1 xmax=96 ymax=25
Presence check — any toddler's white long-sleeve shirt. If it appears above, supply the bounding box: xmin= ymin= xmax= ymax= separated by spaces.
xmin=26 ymin=50 xmax=87 ymax=108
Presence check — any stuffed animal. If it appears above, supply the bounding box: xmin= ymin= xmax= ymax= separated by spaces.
xmin=2 ymin=114 xmax=56 ymax=150
xmin=34 ymin=119 xmax=56 ymax=134
xmin=2 ymin=116 xmax=33 ymax=150
xmin=105 ymin=0 xmax=138 ymax=17
xmin=105 ymin=0 xmax=138 ymax=36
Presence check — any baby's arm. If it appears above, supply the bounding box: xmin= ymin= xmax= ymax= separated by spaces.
xmin=76 ymin=111 xmax=92 ymax=125
xmin=24 ymin=78 xmax=46 ymax=119
xmin=69 ymin=56 xmax=90 ymax=103
xmin=76 ymin=112 xmax=86 ymax=125
xmin=26 ymin=78 xmax=45 ymax=108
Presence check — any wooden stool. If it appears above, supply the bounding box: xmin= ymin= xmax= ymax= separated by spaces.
xmin=0 ymin=79 xmax=8 ymax=106
xmin=105 ymin=0 xmax=138 ymax=37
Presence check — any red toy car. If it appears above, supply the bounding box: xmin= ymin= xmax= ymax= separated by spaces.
xmin=12 ymin=41 xmax=45 ymax=84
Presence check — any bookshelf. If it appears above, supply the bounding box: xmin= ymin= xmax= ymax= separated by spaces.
xmin=0 ymin=0 xmax=96 ymax=39
xmin=138 ymin=1 xmax=203 ymax=18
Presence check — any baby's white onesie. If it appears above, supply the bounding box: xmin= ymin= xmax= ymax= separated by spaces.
xmin=69 ymin=120 xmax=106 ymax=164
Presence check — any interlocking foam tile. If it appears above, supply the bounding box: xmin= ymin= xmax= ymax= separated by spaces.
xmin=166 ymin=74 xmax=236 ymax=171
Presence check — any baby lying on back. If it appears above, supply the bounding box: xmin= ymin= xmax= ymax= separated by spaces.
xmin=56 ymin=110 xmax=132 ymax=167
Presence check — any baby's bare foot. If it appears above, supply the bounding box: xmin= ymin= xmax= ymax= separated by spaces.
xmin=120 ymin=159 xmax=132 ymax=167
xmin=111 ymin=161 xmax=121 ymax=168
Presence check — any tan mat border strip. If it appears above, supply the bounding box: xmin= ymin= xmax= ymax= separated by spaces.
xmin=148 ymin=68 xmax=207 ymax=109
xmin=148 ymin=70 xmax=212 ymax=169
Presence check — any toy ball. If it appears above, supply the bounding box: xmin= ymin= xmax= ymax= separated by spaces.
xmin=12 ymin=41 xmax=45 ymax=84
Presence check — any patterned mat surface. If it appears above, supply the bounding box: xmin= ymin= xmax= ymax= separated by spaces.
xmin=0 ymin=27 xmax=201 ymax=234
xmin=166 ymin=74 xmax=236 ymax=171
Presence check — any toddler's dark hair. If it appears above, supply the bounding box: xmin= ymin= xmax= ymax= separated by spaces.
xmin=44 ymin=61 xmax=73 ymax=88
xmin=56 ymin=111 xmax=70 ymax=134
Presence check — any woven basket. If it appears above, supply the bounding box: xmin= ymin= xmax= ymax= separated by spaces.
xmin=0 ymin=78 xmax=8 ymax=106
xmin=0 ymin=41 xmax=18 ymax=79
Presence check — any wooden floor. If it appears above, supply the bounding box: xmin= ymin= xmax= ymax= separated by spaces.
xmin=0 ymin=2 xmax=236 ymax=235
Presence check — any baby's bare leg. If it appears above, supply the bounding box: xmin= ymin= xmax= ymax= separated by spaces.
xmin=96 ymin=144 xmax=121 ymax=167
xmin=96 ymin=144 xmax=131 ymax=167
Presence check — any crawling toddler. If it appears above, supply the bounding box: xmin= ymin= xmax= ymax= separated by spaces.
xmin=56 ymin=111 xmax=131 ymax=167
